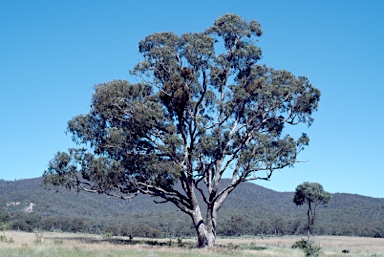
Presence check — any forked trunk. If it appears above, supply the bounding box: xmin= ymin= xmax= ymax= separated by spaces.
xmin=195 ymin=221 xmax=215 ymax=248
xmin=191 ymin=206 xmax=216 ymax=248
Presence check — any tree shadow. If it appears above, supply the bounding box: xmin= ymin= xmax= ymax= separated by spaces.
xmin=248 ymin=245 xmax=268 ymax=251
xmin=45 ymin=235 xmax=192 ymax=247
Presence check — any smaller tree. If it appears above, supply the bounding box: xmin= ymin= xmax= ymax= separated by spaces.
xmin=293 ymin=182 xmax=331 ymax=240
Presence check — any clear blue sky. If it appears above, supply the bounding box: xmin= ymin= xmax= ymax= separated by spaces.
xmin=1 ymin=1 xmax=383 ymax=198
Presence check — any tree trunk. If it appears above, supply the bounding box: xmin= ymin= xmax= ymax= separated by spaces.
xmin=307 ymin=202 xmax=312 ymax=242
xmin=205 ymin=204 xmax=217 ymax=247
xmin=307 ymin=208 xmax=311 ymax=242
xmin=191 ymin=205 xmax=216 ymax=248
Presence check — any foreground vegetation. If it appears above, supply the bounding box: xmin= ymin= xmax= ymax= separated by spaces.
xmin=1 ymin=231 xmax=384 ymax=257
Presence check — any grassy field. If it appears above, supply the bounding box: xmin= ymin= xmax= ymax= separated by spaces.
xmin=0 ymin=231 xmax=384 ymax=257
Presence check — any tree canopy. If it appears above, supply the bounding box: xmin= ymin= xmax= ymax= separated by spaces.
xmin=44 ymin=13 xmax=321 ymax=248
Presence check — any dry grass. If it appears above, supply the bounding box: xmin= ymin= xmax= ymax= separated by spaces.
xmin=218 ymin=235 xmax=384 ymax=256
xmin=1 ymin=231 xmax=384 ymax=257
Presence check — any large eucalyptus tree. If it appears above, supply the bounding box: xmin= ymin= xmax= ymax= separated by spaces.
xmin=44 ymin=14 xmax=320 ymax=247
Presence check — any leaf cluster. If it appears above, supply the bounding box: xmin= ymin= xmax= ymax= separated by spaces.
xmin=294 ymin=182 xmax=331 ymax=207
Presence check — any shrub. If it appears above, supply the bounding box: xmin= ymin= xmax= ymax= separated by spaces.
xmin=104 ymin=226 xmax=119 ymax=236
xmin=292 ymin=239 xmax=321 ymax=257
xmin=34 ymin=233 xmax=43 ymax=245
xmin=0 ymin=234 xmax=14 ymax=243
xmin=102 ymin=231 xmax=114 ymax=239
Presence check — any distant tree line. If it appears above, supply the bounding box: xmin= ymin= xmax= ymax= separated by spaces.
xmin=1 ymin=207 xmax=384 ymax=238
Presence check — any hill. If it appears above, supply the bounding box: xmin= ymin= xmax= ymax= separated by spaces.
xmin=1 ymin=177 xmax=384 ymax=237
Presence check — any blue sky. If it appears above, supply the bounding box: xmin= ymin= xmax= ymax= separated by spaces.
xmin=1 ymin=1 xmax=383 ymax=198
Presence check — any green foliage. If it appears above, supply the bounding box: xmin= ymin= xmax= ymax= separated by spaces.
xmin=0 ymin=221 xmax=14 ymax=243
xmin=292 ymin=239 xmax=307 ymax=249
xmin=177 ymin=237 xmax=185 ymax=247
xmin=104 ymin=225 xmax=119 ymax=237
xmin=33 ymin=233 xmax=43 ymax=245
xmin=292 ymin=239 xmax=321 ymax=257
xmin=102 ymin=231 xmax=114 ymax=239
xmin=220 ymin=214 xmax=252 ymax=236
xmin=0 ymin=222 xmax=10 ymax=231
xmin=43 ymin=13 xmax=321 ymax=248
xmin=0 ymin=234 xmax=14 ymax=243
xmin=40 ymin=216 xmax=90 ymax=233
xmin=11 ymin=219 xmax=33 ymax=232
xmin=167 ymin=238 xmax=174 ymax=247
xmin=294 ymin=182 xmax=331 ymax=207
xmin=0 ymin=208 xmax=10 ymax=223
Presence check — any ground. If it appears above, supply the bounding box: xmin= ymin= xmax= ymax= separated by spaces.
xmin=0 ymin=231 xmax=383 ymax=257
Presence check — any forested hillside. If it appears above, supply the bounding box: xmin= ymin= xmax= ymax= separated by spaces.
xmin=1 ymin=178 xmax=383 ymax=238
